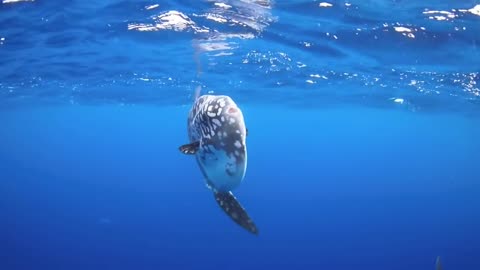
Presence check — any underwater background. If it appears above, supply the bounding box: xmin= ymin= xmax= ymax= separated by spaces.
xmin=1 ymin=0 xmax=480 ymax=269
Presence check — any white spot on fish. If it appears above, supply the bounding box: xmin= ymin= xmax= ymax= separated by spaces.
xmin=208 ymin=105 xmax=213 ymax=111
xmin=219 ymin=99 xmax=226 ymax=107
xmin=234 ymin=150 xmax=240 ymax=156
xmin=217 ymin=108 xmax=222 ymax=116
xmin=234 ymin=140 xmax=242 ymax=148
xmin=229 ymin=118 xmax=236 ymax=124
xmin=221 ymin=116 xmax=225 ymax=122
xmin=212 ymin=118 xmax=221 ymax=126
xmin=223 ymin=132 xmax=227 ymax=137
xmin=207 ymin=112 xmax=216 ymax=117
xmin=235 ymin=130 xmax=240 ymax=134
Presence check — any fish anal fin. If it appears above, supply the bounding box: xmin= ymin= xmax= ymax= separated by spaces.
xmin=179 ymin=141 xmax=200 ymax=155
xmin=214 ymin=191 xmax=258 ymax=235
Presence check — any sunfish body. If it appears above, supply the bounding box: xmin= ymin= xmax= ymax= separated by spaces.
xmin=179 ymin=95 xmax=257 ymax=234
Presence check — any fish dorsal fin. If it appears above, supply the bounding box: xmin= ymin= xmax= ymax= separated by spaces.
xmin=214 ymin=191 xmax=258 ymax=235
xmin=179 ymin=141 xmax=200 ymax=155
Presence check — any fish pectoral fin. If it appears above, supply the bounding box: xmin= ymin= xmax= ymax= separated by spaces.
xmin=179 ymin=141 xmax=200 ymax=155
xmin=214 ymin=191 xmax=258 ymax=235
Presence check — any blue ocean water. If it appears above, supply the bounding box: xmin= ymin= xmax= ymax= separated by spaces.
xmin=1 ymin=0 xmax=480 ymax=269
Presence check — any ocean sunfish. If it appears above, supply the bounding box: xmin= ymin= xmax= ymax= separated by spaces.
xmin=179 ymin=94 xmax=257 ymax=234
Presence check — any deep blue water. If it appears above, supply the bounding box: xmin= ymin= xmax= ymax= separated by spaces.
xmin=1 ymin=0 xmax=480 ymax=269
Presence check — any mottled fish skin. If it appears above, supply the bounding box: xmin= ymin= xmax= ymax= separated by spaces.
xmin=187 ymin=95 xmax=247 ymax=192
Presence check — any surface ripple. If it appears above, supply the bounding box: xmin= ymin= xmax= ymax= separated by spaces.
xmin=0 ymin=0 xmax=479 ymax=113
